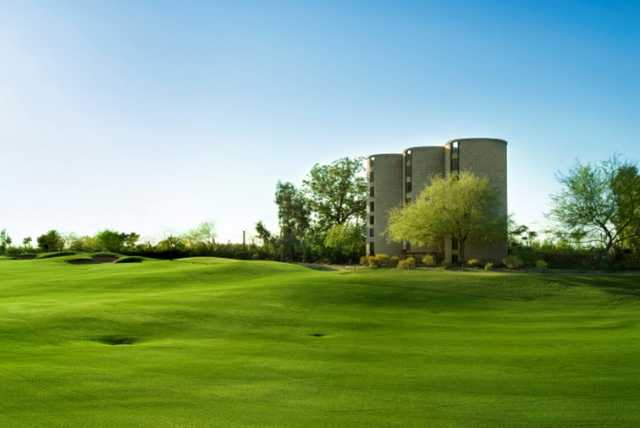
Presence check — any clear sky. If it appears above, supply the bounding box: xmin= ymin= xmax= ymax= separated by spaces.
xmin=1 ymin=0 xmax=639 ymax=243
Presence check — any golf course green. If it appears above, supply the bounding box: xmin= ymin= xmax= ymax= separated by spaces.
xmin=1 ymin=256 xmax=639 ymax=427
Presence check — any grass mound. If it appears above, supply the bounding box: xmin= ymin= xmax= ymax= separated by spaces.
xmin=12 ymin=254 xmax=37 ymax=260
xmin=1 ymin=258 xmax=639 ymax=426
xmin=37 ymin=251 xmax=75 ymax=259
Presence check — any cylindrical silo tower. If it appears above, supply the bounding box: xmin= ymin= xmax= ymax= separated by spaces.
xmin=403 ymin=146 xmax=445 ymax=259
xmin=367 ymin=154 xmax=403 ymax=257
xmin=444 ymin=138 xmax=508 ymax=264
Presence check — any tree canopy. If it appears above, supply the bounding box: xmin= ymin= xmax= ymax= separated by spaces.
xmin=387 ymin=172 xmax=505 ymax=265
xmin=302 ymin=157 xmax=367 ymax=230
xmin=550 ymin=158 xmax=640 ymax=259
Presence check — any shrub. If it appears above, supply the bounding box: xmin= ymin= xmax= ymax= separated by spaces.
xmin=422 ymin=254 xmax=436 ymax=267
xmin=397 ymin=256 xmax=416 ymax=270
xmin=484 ymin=262 xmax=494 ymax=271
xmin=374 ymin=253 xmax=390 ymax=268
xmin=535 ymin=259 xmax=549 ymax=272
xmin=503 ymin=255 xmax=524 ymax=269
xmin=359 ymin=256 xmax=368 ymax=266
xmin=367 ymin=255 xmax=379 ymax=268
xmin=466 ymin=258 xmax=482 ymax=268
xmin=389 ymin=256 xmax=400 ymax=268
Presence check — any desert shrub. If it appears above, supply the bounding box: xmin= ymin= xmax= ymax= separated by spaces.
xmin=115 ymin=256 xmax=144 ymax=264
xmin=389 ymin=256 xmax=400 ymax=268
xmin=397 ymin=257 xmax=416 ymax=270
xmin=422 ymin=254 xmax=436 ymax=267
xmin=484 ymin=262 xmax=494 ymax=271
xmin=466 ymin=258 xmax=482 ymax=268
xmin=374 ymin=253 xmax=390 ymax=268
xmin=535 ymin=259 xmax=549 ymax=272
xmin=503 ymin=255 xmax=524 ymax=269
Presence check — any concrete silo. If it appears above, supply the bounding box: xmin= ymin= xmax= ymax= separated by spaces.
xmin=367 ymin=137 xmax=508 ymax=264
xmin=367 ymin=154 xmax=403 ymax=257
xmin=444 ymin=138 xmax=508 ymax=263
xmin=403 ymin=146 xmax=445 ymax=258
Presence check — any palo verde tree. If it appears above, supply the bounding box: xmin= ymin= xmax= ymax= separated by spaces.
xmin=387 ymin=172 xmax=505 ymax=267
xmin=550 ymin=158 xmax=640 ymax=261
xmin=302 ymin=157 xmax=367 ymax=230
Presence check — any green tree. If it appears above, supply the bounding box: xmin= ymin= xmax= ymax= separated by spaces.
xmin=184 ymin=222 xmax=217 ymax=248
xmin=323 ymin=223 xmax=365 ymax=264
xmin=95 ymin=230 xmax=139 ymax=252
xmin=37 ymin=230 xmax=64 ymax=252
xmin=157 ymin=235 xmax=186 ymax=251
xmin=95 ymin=230 xmax=126 ymax=252
xmin=612 ymin=163 xmax=640 ymax=252
xmin=302 ymin=157 xmax=367 ymax=230
xmin=0 ymin=229 xmax=12 ymax=255
xmin=388 ymin=172 xmax=505 ymax=267
xmin=67 ymin=234 xmax=98 ymax=252
xmin=275 ymin=181 xmax=310 ymax=261
xmin=22 ymin=237 xmax=32 ymax=249
xmin=550 ymin=158 xmax=640 ymax=260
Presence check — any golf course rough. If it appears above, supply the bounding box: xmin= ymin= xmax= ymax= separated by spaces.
xmin=0 ymin=256 xmax=639 ymax=427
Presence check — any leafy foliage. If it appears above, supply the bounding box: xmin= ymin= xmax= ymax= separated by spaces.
xmin=0 ymin=229 xmax=11 ymax=255
xmin=550 ymin=158 xmax=640 ymax=262
xmin=37 ymin=230 xmax=64 ymax=252
xmin=388 ymin=172 xmax=506 ymax=266
xmin=397 ymin=257 xmax=416 ymax=270
xmin=503 ymin=255 xmax=524 ymax=269
xmin=302 ymin=157 xmax=367 ymax=230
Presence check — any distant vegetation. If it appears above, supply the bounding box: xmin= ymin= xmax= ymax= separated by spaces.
xmin=1 ymin=156 xmax=638 ymax=270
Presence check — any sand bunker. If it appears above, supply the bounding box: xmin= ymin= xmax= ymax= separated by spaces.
xmin=67 ymin=255 xmax=119 ymax=265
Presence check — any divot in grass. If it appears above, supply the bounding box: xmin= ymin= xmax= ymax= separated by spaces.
xmin=93 ymin=335 xmax=140 ymax=346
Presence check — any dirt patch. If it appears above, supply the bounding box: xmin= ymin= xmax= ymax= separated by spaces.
xmin=93 ymin=335 xmax=139 ymax=346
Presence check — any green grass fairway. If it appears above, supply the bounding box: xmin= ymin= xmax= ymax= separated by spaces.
xmin=1 ymin=257 xmax=639 ymax=427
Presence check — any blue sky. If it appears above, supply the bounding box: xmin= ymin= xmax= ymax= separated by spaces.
xmin=1 ymin=0 xmax=639 ymax=243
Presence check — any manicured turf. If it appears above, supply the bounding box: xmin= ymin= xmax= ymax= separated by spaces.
xmin=1 ymin=257 xmax=639 ymax=427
